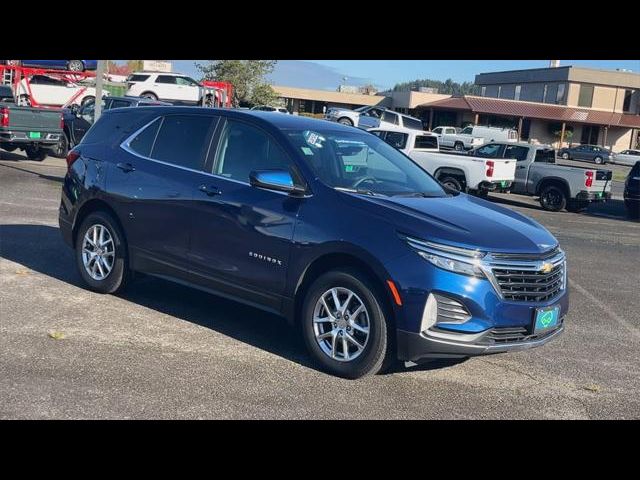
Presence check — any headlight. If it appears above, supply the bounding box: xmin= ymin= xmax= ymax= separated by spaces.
xmin=402 ymin=235 xmax=486 ymax=278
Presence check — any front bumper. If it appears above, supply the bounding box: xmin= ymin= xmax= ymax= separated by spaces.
xmin=575 ymin=190 xmax=611 ymax=202
xmin=397 ymin=322 xmax=564 ymax=361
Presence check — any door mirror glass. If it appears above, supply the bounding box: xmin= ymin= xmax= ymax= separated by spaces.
xmin=249 ymin=170 xmax=304 ymax=195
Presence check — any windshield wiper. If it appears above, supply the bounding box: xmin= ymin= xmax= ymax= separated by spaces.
xmin=391 ymin=192 xmax=441 ymax=198
xmin=335 ymin=187 xmax=384 ymax=197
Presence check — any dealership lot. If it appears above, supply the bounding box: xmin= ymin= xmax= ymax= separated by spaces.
xmin=1 ymin=152 xmax=639 ymax=419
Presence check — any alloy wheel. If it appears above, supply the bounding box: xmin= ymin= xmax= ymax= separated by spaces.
xmin=81 ymin=224 xmax=115 ymax=281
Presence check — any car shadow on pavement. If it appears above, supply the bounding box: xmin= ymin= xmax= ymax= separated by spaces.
xmin=1 ymin=223 xmax=457 ymax=376
xmin=0 ymin=162 xmax=64 ymax=183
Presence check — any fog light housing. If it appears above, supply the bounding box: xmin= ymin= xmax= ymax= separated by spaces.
xmin=421 ymin=293 xmax=472 ymax=333
xmin=421 ymin=293 xmax=438 ymax=332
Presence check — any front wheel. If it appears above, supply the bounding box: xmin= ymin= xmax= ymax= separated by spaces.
xmin=561 ymin=152 xmax=570 ymax=160
xmin=301 ymin=270 xmax=390 ymax=379
xmin=67 ymin=60 xmax=85 ymax=72
xmin=539 ymin=185 xmax=567 ymax=212
xmin=594 ymin=156 xmax=603 ymax=164
xmin=338 ymin=117 xmax=353 ymax=126
xmin=75 ymin=211 xmax=130 ymax=294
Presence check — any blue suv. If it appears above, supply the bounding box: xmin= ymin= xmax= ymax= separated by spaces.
xmin=59 ymin=107 xmax=568 ymax=378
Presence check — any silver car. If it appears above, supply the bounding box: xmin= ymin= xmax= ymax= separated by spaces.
xmin=613 ymin=149 xmax=640 ymax=167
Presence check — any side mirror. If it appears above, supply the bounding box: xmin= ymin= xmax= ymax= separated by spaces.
xmin=249 ymin=170 xmax=306 ymax=196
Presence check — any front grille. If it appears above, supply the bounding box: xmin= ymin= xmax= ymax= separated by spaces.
xmin=481 ymin=322 xmax=562 ymax=344
xmin=492 ymin=263 xmax=564 ymax=302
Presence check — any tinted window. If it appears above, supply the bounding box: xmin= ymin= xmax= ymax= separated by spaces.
xmin=414 ymin=135 xmax=438 ymax=149
xmin=402 ymin=116 xmax=423 ymax=130
xmin=175 ymin=76 xmax=198 ymax=86
xmin=81 ymin=111 xmax=129 ymax=146
xmin=156 ymin=75 xmax=176 ymax=84
xmin=362 ymin=108 xmax=383 ymax=119
xmin=384 ymin=132 xmax=408 ymax=149
xmin=129 ymin=118 xmax=161 ymax=157
xmin=382 ymin=111 xmax=399 ymax=125
xmin=370 ymin=130 xmax=384 ymax=138
xmin=432 ymin=128 xmax=442 ymax=134
xmin=128 ymin=74 xmax=150 ymax=82
xmin=150 ymin=115 xmax=215 ymax=170
xmin=534 ymin=149 xmax=556 ymax=163
xmin=460 ymin=126 xmax=473 ymax=135
xmin=504 ymin=145 xmax=529 ymax=161
xmin=109 ymin=100 xmax=131 ymax=110
xmin=475 ymin=144 xmax=503 ymax=158
xmin=215 ymin=120 xmax=292 ymax=182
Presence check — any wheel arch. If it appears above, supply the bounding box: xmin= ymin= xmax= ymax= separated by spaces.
xmin=71 ymin=198 xmax=127 ymax=250
xmin=535 ymin=176 xmax=571 ymax=197
xmin=434 ymin=167 xmax=467 ymax=187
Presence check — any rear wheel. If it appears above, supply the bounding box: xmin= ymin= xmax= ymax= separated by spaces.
xmin=454 ymin=142 xmax=464 ymax=152
xmin=53 ymin=132 xmax=69 ymax=159
xmin=439 ymin=175 xmax=463 ymax=192
xmin=301 ymin=270 xmax=390 ymax=379
xmin=539 ymin=185 xmax=567 ymax=212
xmin=338 ymin=117 xmax=353 ymax=126
xmin=594 ymin=156 xmax=603 ymax=164
xmin=24 ymin=146 xmax=47 ymax=161
xmin=75 ymin=211 xmax=130 ymax=294
xmin=561 ymin=152 xmax=570 ymax=160
xmin=67 ymin=60 xmax=85 ymax=72
xmin=141 ymin=92 xmax=158 ymax=101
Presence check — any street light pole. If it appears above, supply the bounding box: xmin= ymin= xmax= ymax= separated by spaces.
xmin=94 ymin=60 xmax=106 ymax=120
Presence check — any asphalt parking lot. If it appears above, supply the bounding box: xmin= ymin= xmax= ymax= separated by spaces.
xmin=1 ymin=151 xmax=639 ymax=419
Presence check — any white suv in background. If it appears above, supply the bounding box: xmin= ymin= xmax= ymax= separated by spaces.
xmin=17 ymin=75 xmax=104 ymax=107
xmin=325 ymin=105 xmax=424 ymax=130
xmin=125 ymin=72 xmax=204 ymax=105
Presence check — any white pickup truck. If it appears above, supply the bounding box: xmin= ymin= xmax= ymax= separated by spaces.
xmin=432 ymin=126 xmax=485 ymax=151
xmin=370 ymin=128 xmax=516 ymax=196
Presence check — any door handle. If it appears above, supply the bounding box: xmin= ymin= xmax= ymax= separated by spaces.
xmin=116 ymin=162 xmax=135 ymax=173
xmin=199 ymin=184 xmax=221 ymax=196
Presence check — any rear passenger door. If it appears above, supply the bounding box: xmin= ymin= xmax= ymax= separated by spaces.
xmin=110 ymin=113 xmax=219 ymax=277
xmin=187 ymin=118 xmax=302 ymax=311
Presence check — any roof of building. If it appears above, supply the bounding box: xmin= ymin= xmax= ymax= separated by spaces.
xmin=423 ymin=95 xmax=640 ymax=129
xmin=273 ymin=85 xmax=389 ymax=107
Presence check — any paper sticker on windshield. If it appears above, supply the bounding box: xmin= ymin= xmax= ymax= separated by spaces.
xmin=301 ymin=147 xmax=314 ymax=156
xmin=303 ymin=130 xmax=325 ymax=148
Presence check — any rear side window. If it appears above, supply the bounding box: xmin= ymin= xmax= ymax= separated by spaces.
xmin=475 ymin=143 xmax=503 ymax=158
xmin=504 ymin=145 xmax=529 ymax=161
xmin=414 ymin=135 xmax=438 ymax=149
xmin=156 ymin=75 xmax=176 ymax=84
xmin=402 ymin=116 xmax=423 ymax=130
xmin=149 ymin=115 xmax=216 ymax=170
xmin=128 ymin=118 xmax=161 ymax=157
xmin=80 ymin=112 xmax=127 ymax=146
xmin=534 ymin=149 xmax=556 ymax=163
xmin=382 ymin=111 xmax=399 ymax=125
xmin=128 ymin=74 xmax=150 ymax=82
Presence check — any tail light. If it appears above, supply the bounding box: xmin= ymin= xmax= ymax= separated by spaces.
xmin=585 ymin=170 xmax=594 ymax=187
xmin=66 ymin=149 xmax=80 ymax=169
xmin=486 ymin=160 xmax=494 ymax=178
xmin=1 ymin=107 xmax=9 ymax=127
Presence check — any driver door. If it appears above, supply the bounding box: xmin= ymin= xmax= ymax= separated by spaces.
xmin=175 ymin=76 xmax=201 ymax=103
xmin=357 ymin=107 xmax=384 ymax=129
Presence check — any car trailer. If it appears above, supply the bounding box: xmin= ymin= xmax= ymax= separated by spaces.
xmin=0 ymin=65 xmax=97 ymax=109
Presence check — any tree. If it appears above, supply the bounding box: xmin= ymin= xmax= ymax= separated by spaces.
xmin=196 ymin=60 xmax=278 ymax=107
xmin=392 ymin=78 xmax=479 ymax=96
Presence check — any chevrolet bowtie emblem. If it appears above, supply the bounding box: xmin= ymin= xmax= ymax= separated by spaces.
xmin=540 ymin=263 xmax=553 ymax=274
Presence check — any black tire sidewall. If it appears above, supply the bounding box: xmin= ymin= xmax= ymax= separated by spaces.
xmin=301 ymin=270 xmax=389 ymax=379
xmin=540 ymin=185 xmax=566 ymax=211
xmin=54 ymin=133 xmax=69 ymax=159
xmin=75 ymin=211 xmax=129 ymax=294
xmin=440 ymin=176 xmax=462 ymax=192
xmin=338 ymin=118 xmax=353 ymax=126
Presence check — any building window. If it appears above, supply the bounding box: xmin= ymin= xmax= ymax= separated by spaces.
xmin=481 ymin=86 xmax=486 ymax=97
xmin=497 ymin=86 xmax=502 ymax=98
xmin=623 ymin=89 xmax=633 ymax=112
xmin=578 ymin=84 xmax=594 ymax=108
xmin=514 ymin=85 xmax=521 ymax=101
xmin=542 ymin=84 xmax=549 ymax=103
xmin=556 ymin=83 xmax=566 ymax=104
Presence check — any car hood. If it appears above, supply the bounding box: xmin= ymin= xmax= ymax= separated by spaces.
xmin=348 ymin=192 xmax=558 ymax=254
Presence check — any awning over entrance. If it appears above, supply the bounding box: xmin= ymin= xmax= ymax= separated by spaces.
xmin=422 ymin=95 xmax=640 ymax=129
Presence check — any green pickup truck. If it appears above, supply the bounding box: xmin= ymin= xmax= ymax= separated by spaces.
xmin=0 ymin=85 xmax=64 ymax=161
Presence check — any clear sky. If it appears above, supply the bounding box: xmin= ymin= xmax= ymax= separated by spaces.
xmin=163 ymin=59 xmax=639 ymax=91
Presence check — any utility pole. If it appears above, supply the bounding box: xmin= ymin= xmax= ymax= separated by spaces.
xmin=94 ymin=60 xmax=106 ymax=120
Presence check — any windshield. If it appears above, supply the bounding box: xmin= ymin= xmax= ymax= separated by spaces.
xmin=285 ymin=128 xmax=446 ymax=197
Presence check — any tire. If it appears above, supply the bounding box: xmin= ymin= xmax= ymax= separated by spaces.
xmin=301 ymin=269 xmax=391 ymax=379
xmin=561 ymin=152 xmax=570 ymax=160
xmin=539 ymin=184 xmax=567 ymax=212
xmin=141 ymin=92 xmax=158 ymax=101
xmin=594 ymin=156 xmax=603 ymax=164
xmin=24 ymin=146 xmax=47 ymax=161
xmin=454 ymin=142 xmax=464 ymax=152
xmin=337 ymin=117 xmax=353 ymax=126
xmin=53 ymin=132 xmax=69 ymax=159
xmin=566 ymin=200 xmax=589 ymax=213
xmin=18 ymin=94 xmax=31 ymax=106
xmin=67 ymin=60 xmax=85 ymax=72
xmin=475 ymin=189 xmax=490 ymax=198
xmin=439 ymin=175 xmax=463 ymax=192
xmin=81 ymin=95 xmax=95 ymax=106
xmin=75 ymin=211 xmax=130 ymax=294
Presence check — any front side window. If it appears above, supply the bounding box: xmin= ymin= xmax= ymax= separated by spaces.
xmin=148 ymin=115 xmax=215 ymax=170
xmin=285 ymin=128 xmax=446 ymax=197
xmin=460 ymin=126 xmax=473 ymax=135
xmin=214 ymin=120 xmax=293 ymax=183
xmin=432 ymin=127 xmax=442 ymax=134
xmin=382 ymin=111 xmax=399 ymax=125
xmin=128 ymin=74 xmax=150 ymax=82
xmin=363 ymin=108 xmax=383 ymax=119
xmin=402 ymin=116 xmax=424 ymax=130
